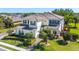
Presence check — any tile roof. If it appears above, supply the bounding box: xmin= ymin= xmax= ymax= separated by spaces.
xmin=23 ymin=12 xmax=64 ymax=21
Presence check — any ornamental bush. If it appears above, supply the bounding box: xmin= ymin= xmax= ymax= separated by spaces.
xmin=70 ymin=33 xmax=78 ymax=41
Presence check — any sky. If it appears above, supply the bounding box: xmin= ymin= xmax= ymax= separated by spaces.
xmin=0 ymin=8 xmax=79 ymax=13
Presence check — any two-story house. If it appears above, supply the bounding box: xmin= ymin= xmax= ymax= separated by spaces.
xmin=15 ymin=12 xmax=64 ymax=38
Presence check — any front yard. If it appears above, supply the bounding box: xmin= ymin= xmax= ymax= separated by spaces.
xmin=69 ymin=23 xmax=79 ymax=34
xmin=34 ymin=39 xmax=79 ymax=51
xmin=0 ymin=35 xmax=36 ymax=49
xmin=0 ymin=28 xmax=13 ymax=33
xmin=34 ymin=23 xmax=79 ymax=51
xmin=0 ymin=44 xmax=18 ymax=51
xmin=0 ymin=23 xmax=79 ymax=51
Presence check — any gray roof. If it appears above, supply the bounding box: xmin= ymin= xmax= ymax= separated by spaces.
xmin=23 ymin=13 xmax=64 ymax=21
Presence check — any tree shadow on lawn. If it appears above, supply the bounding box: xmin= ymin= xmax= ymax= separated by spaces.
xmin=2 ymin=37 xmax=24 ymax=42
xmin=69 ymin=26 xmax=77 ymax=29
xmin=33 ymin=44 xmax=45 ymax=51
xmin=16 ymin=43 xmax=28 ymax=49
xmin=56 ymin=40 xmax=68 ymax=46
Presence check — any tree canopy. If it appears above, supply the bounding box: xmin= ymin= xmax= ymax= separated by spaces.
xmin=52 ymin=9 xmax=75 ymax=25
xmin=0 ymin=16 xmax=14 ymax=28
xmin=52 ymin=8 xmax=74 ymax=16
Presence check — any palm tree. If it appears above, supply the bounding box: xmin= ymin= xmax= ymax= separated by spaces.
xmin=74 ymin=17 xmax=77 ymax=28
xmin=40 ymin=28 xmax=52 ymax=44
xmin=43 ymin=34 xmax=48 ymax=44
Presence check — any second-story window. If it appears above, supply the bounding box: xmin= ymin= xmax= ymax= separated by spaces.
xmin=30 ymin=21 xmax=36 ymax=25
xmin=49 ymin=20 xmax=60 ymax=26
xmin=23 ymin=20 xmax=28 ymax=24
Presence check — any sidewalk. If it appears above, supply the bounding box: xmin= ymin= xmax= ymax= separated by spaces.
xmin=0 ymin=42 xmax=26 ymax=51
xmin=0 ymin=47 xmax=10 ymax=51
xmin=0 ymin=38 xmax=43 ymax=51
xmin=0 ymin=33 xmax=8 ymax=40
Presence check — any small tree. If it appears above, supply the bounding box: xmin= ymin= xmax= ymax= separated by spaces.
xmin=23 ymin=39 xmax=31 ymax=45
xmin=0 ymin=17 xmax=5 ymax=29
xmin=23 ymin=32 xmax=34 ymax=45
xmin=7 ymin=29 xmax=14 ymax=35
xmin=63 ymin=32 xmax=71 ymax=42
xmin=3 ymin=17 xmax=14 ymax=28
xmin=70 ymin=33 xmax=78 ymax=41
xmin=40 ymin=28 xmax=53 ymax=44
xmin=74 ymin=17 xmax=77 ymax=28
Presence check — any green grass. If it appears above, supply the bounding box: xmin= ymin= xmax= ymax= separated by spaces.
xmin=34 ymin=23 xmax=79 ymax=51
xmin=44 ymin=40 xmax=79 ymax=51
xmin=0 ymin=44 xmax=18 ymax=51
xmin=0 ymin=35 xmax=36 ymax=49
xmin=0 ymin=40 xmax=22 ymax=46
xmin=0 ymin=36 xmax=26 ymax=49
xmin=0 ymin=28 xmax=13 ymax=33
xmin=70 ymin=29 xmax=79 ymax=34
xmin=69 ymin=23 xmax=79 ymax=29
xmin=69 ymin=23 xmax=79 ymax=34
xmin=34 ymin=39 xmax=79 ymax=51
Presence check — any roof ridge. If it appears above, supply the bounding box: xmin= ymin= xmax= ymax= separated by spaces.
xmin=49 ymin=13 xmax=63 ymax=20
xmin=35 ymin=13 xmax=49 ymax=20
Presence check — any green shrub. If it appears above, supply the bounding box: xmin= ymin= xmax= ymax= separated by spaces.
xmin=70 ymin=33 xmax=78 ymax=41
xmin=7 ymin=29 xmax=14 ymax=35
xmin=25 ymin=32 xmax=34 ymax=39
xmin=23 ymin=39 xmax=31 ymax=46
xmin=63 ymin=32 xmax=71 ymax=41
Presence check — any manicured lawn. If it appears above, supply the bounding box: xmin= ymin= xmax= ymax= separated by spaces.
xmin=34 ymin=23 xmax=79 ymax=51
xmin=0 ymin=28 xmax=13 ymax=33
xmin=0 ymin=44 xmax=18 ymax=51
xmin=69 ymin=23 xmax=79 ymax=29
xmin=70 ymin=29 xmax=79 ymax=34
xmin=0 ymin=35 xmax=36 ymax=49
xmin=34 ymin=39 xmax=79 ymax=51
xmin=69 ymin=23 xmax=79 ymax=34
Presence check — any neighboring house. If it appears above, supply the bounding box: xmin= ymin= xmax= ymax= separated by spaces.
xmin=0 ymin=14 xmax=22 ymax=22
xmin=15 ymin=12 xmax=64 ymax=38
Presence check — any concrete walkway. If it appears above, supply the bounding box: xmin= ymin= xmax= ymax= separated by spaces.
xmin=0 ymin=42 xmax=26 ymax=51
xmin=32 ymin=38 xmax=43 ymax=46
xmin=0 ymin=33 xmax=8 ymax=40
xmin=0 ymin=47 xmax=10 ymax=51
xmin=27 ymin=38 xmax=43 ymax=50
xmin=0 ymin=38 xmax=43 ymax=51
